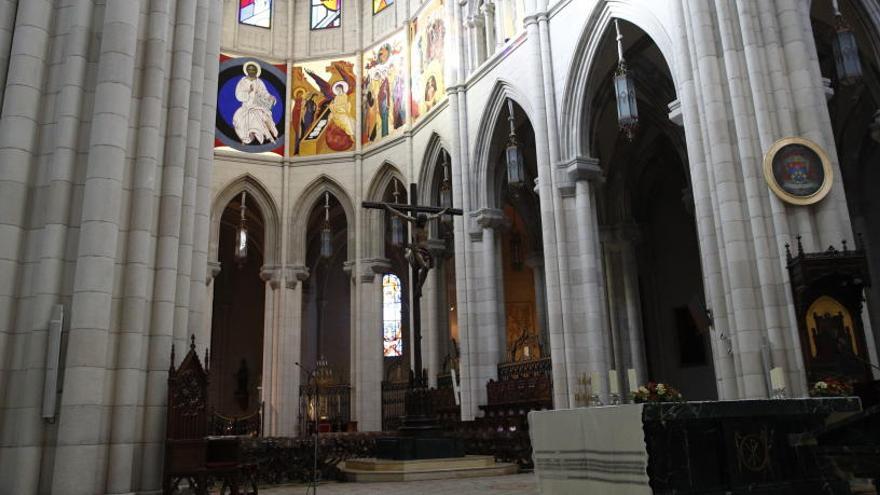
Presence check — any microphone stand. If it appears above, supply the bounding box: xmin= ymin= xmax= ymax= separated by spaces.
xmin=295 ymin=362 xmax=319 ymax=495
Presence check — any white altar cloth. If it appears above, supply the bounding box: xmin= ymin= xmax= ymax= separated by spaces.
xmin=529 ymin=405 xmax=651 ymax=495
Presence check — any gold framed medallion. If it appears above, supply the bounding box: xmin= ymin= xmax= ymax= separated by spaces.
xmin=763 ymin=137 xmax=833 ymax=206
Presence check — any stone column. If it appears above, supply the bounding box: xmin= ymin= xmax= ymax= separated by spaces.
xmin=260 ymin=266 xmax=283 ymax=435
xmin=567 ymin=158 xmax=610 ymax=402
xmin=481 ymin=2 xmax=496 ymax=56
xmin=278 ymin=266 xmax=309 ymax=437
xmin=493 ymin=0 xmax=507 ymax=48
xmin=525 ymin=254 xmax=548 ymax=355
xmin=620 ymin=230 xmax=648 ymax=386
xmin=354 ymin=258 xmax=390 ymax=432
xmin=424 ymin=239 xmax=447 ymax=387
xmin=51 ymin=2 xmax=141 ymax=493
xmin=472 ymin=208 xmax=506 ymax=407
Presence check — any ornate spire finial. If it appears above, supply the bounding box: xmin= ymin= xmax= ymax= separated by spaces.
xmin=785 ymin=242 xmax=792 ymax=262
xmin=842 ymin=239 xmax=848 ymax=252
xmin=169 ymin=343 xmax=176 ymax=371
xmin=796 ymin=235 xmax=804 ymax=257
xmin=190 ymin=334 xmax=196 ymax=352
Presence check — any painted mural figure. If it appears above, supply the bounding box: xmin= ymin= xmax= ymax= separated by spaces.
xmin=363 ymin=38 xmax=405 ymax=145
xmin=304 ymin=63 xmax=356 ymax=151
xmin=232 ymin=61 xmax=279 ymax=145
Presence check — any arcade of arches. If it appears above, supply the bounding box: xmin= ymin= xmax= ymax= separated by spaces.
xmin=2 ymin=1 xmax=880 ymax=492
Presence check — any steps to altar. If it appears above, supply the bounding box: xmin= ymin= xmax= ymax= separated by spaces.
xmin=339 ymin=455 xmax=519 ymax=482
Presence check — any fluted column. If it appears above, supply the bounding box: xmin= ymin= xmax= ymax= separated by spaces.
xmin=620 ymin=230 xmax=648 ymax=386
xmin=355 ymin=258 xmax=390 ymax=432
xmin=472 ymin=208 xmax=505 ymax=406
xmin=493 ymin=0 xmax=506 ymax=48
xmin=525 ymin=254 xmax=548 ymax=355
xmin=481 ymin=2 xmax=496 ymax=56
xmin=566 ymin=158 xmax=610 ymax=403
xmin=51 ymin=2 xmax=141 ymax=493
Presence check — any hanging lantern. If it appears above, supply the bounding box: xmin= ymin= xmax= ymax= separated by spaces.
xmin=315 ymin=354 xmax=333 ymax=387
xmin=613 ymin=19 xmax=638 ymax=140
xmin=505 ymin=99 xmax=526 ymax=190
xmin=439 ymin=154 xmax=453 ymax=225
xmin=832 ymin=0 xmax=862 ymax=86
xmin=390 ymin=179 xmax=406 ymax=247
xmin=234 ymin=191 xmax=248 ymax=265
xmin=320 ymin=192 xmax=332 ymax=258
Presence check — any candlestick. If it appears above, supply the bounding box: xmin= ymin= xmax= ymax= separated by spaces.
xmin=590 ymin=372 xmax=602 ymax=406
xmin=770 ymin=367 xmax=787 ymax=399
xmin=608 ymin=370 xmax=619 ymax=395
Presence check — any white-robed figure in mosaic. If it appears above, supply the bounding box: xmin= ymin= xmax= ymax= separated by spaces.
xmin=233 ymin=61 xmax=279 ymax=144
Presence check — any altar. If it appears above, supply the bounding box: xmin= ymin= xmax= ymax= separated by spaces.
xmin=529 ymin=398 xmax=861 ymax=495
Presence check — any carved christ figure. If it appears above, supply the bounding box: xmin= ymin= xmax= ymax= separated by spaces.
xmin=384 ymin=204 xmax=449 ymax=296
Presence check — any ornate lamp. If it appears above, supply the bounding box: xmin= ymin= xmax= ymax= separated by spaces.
xmin=234 ymin=191 xmax=248 ymax=266
xmin=390 ymin=179 xmax=406 ymax=247
xmin=315 ymin=354 xmax=334 ymax=387
xmin=439 ymin=154 xmax=453 ymax=225
xmin=505 ymin=99 xmax=526 ymax=190
xmin=613 ymin=19 xmax=638 ymax=140
xmin=831 ymin=0 xmax=862 ymax=86
xmin=320 ymin=192 xmax=332 ymax=258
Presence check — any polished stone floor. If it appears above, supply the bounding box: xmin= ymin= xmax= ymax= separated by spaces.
xmin=261 ymin=473 xmax=538 ymax=495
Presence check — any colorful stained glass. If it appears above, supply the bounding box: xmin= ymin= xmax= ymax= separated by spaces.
xmin=383 ymin=274 xmax=403 ymax=357
xmin=373 ymin=0 xmax=393 ymax=15
xmin=240 ymin=0 xmax=272 ymax=28
xmin=311 ymin=0 xmax=341 ymax=30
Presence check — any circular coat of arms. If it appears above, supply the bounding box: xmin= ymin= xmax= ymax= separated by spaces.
xmin=763 ymin=137 xmax=833 ymax=206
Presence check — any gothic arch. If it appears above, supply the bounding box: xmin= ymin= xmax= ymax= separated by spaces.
xmin=364 ymin=162 xmax=407 ymax=258
xmin=471 ymin=78 xmax=537 ymax=209
xmin=417 ymin=132 xmax=452 ymax=206
xmin=558 ymin=0 xmax=679 ymax=162
xmin=289 ymin=175 xmax=356 ymax=266
xmin=211 ymin=174 xmax=281 ymax=267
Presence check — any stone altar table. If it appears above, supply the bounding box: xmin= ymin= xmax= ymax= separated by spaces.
xmin=529 ymin=398 xmax=860 ymax=494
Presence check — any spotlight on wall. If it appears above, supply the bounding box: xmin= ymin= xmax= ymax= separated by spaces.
xmin=613 ymin=19 xmax=639 ymax=141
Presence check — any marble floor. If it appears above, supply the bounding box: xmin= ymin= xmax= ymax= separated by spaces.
xmin=260 ymin=473 xmax=538 ymax=495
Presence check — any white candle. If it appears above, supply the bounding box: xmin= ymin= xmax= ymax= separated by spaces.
xmin=590 ymin=372 xmax=601 ymax=394
xmin=608 ymin=370 xmax=619 ymax=395
xmin=524 ymin=345 xmax=530 ymax=358
xmin=770 ymin=367 xmax=786 ymax=392
xmin=628 ymin=368 xmax=639 ymax=393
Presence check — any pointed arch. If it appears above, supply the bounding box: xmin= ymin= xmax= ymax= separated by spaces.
xmin=363 ymin=162 xmax=407 ymax=259
xmin=417 ymin=132 xmax=452 ymax=206
xmin=471 ymin=78 xmax=537 ymax=210
xmin=558 ymin=0 xmax=679 ymax=162
xmin=211 ymin=174 xmax=281 ymax=267
xmin=289 ymin=175 xmax=356 ymax=266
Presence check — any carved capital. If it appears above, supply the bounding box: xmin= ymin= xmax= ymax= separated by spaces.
xmin=564 ymin=156 xmax=602 ymax=183
xmin=359 ymin=258 xmax=392 ymax=283
xmin=206 ymin=261 xmax=222 ymax=286
xmin=668 ymin=99 xmax=683 ymax=126
xmin=473 ymin=207 xmax=507 ymax=230
xmin=285 ymin=264 xmax=310 ymax=289
xmin=260 ymin=265 xmax=283 ymax=290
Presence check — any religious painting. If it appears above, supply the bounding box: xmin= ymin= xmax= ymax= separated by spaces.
xmin=290 ymin=58 xmax=356 ymax=156
xmin=216 ymin=56 xmax=286 ymax=155
xmin=383 ymin=274 xmax=403 ymax=357
xmin=409 ymin=0 xmax=446 ymax=122
xmin=806 ymin=296 xmax=859 ymax=363
xmin=763 ymin=137 xmax=833 ymax=206
xmin=373 ymin=0 xmax=393 ymax=15
xmin=240 ymin=0 xmax=272 ymax=28
xmin=362 ymin=32 xmax=407 ymax=146
xmin=310 ymin=0 xmax=341 ymax=30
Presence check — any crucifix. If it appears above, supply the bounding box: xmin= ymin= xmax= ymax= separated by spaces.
xmin=362 ymin=181 xmax=463 ymax=386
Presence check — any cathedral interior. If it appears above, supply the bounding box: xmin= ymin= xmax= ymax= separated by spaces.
xmin=0 ymin=0 xmax=879 ymax=493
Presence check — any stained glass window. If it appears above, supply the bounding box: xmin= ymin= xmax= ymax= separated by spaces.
xmin=373 ymin=0 xmax=393 ymax=15
xmin=382 ymin=274 xmax=403 ymax=357
xmin=240 ymin=0 xmax=272 ymax=28
xmin=311 ymin=0 xmax=341 ymax=29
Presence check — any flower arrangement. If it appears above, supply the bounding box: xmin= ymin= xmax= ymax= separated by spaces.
xmin=809 ymin=377 xmax=853 ymax=398
xmin=632 ymin=382 xmax=684 ymax=403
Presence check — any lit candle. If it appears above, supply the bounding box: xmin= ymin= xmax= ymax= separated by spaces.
xmin=628 ymin=368 xmax=639 ymax=393
xmin=608 ymin=370 xmax=619 ymax=396
xmin=524 ymin=345 xmax=530 ymax=358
